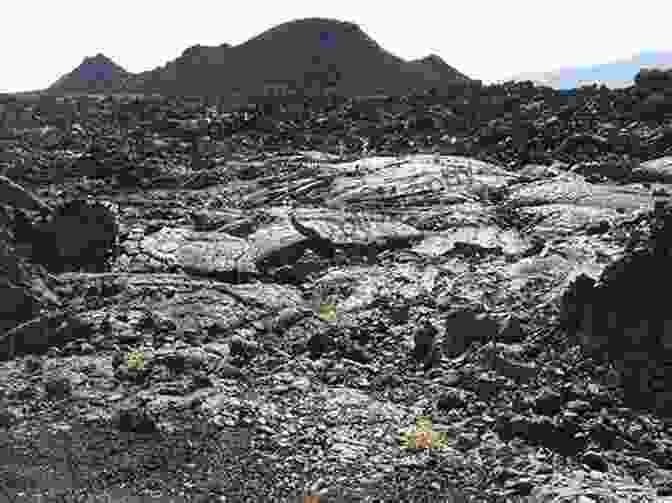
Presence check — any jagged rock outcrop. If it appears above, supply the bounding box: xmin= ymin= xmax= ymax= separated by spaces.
xmin=0 ymin=179 xmax=118 ymax=350
xmin=561 ymin=201 xmax=672 ymax=415
xmin=0 ymin=206 xmax=60 ymax=336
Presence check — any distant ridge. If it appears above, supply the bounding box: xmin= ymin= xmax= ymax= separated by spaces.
xmin=46 ymin=17 xmax=471 ymax=98
xmin=507 ymin=51 xmax=672 ymax=90
xmin=409 ymin=54 xmax=471 ymax=84
xmin=49 ymin=53 xmax=131 ymax=93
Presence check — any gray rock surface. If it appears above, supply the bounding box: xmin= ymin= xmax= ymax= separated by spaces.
xmin=4 ymin=88 xmax=672 ymax=502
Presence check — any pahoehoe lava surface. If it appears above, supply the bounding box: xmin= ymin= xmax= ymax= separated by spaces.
xmin=3 ymin=74 xmax=672 ymax=502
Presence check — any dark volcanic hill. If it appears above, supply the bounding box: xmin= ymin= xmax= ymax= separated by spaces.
xmin=132 ymin=43 xmax=233 ymax=96
xmin=208 ymin=18 xmax=470 ymax=97
xmin=409 ymin=54 xmax=470 ymax=84
xmin=48 ymin=18 xmax=471 ymax=98
xmin=49 ymin=53 xmax=131 ymax=93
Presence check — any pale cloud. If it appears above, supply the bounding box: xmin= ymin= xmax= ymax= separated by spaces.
xmin=3 ymin=0 xmax=672 ymax=93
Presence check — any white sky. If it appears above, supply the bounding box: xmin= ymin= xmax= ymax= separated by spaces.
xmin=3 ymin=0 xmax=672 ymax=93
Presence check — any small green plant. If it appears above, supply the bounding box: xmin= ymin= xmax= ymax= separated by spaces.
xmin=317 ymin=303 xmax=337 ymax=323
xmin=399 ymin=416 xmax=449 ymax=450
xmin=310 ymin=283 xmax=338 ymax=323
xmin=126 ymin=351 xmax=145 ymax=370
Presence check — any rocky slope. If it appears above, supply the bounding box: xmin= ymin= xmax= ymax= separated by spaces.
xmin=2 ymin=80 xmax=672 ymax=502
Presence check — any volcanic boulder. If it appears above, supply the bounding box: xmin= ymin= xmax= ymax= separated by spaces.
xmin=37 ymin=199 xmax=119 ymax=273
xmin=0 ymin=206 xmax=60 ymax=350
xmin=561 ymin=201 xmax=672 ymax=416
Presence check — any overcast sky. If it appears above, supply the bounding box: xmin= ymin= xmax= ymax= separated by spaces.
xmin=3 ymin=0 xmax=672 ymax=93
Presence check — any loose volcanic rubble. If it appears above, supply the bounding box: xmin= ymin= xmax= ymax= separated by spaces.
xmin=2 ymin=76 xmax=672 ymax=502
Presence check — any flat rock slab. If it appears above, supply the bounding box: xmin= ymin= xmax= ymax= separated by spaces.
xmin=223 ymin=281 xmax=307 ymax=312
xmin=328 ymin=155 xmax=517 ymax=208
xmin=518 ymin=204 xmax=628 ymax=237
xmin=632 ymin=156 xmax=672 ymax=183
xmin=517 ymin=163 xmax=563 ymax=181
xmin=412 ymin=225 xmax=531 ymax=257
xmin=190 ymin=208 xmax=252 ymax=231
xmin=147 ymin=290 xmax=252 ymax=332
xmin=245 ymin=222 xmax=310 ymax=266
xmin=428 ymin=201 xmax=496 ymax=228
xmin=290 ymin=207 xmax=425 ymax=245
xmin=333 ymin=156 xmax=401 ymax=175
xmin=508 ymin=173 xmax=654 ymax=213
xmin=293 ymin=150 xmax=342 ymax=162
xmin=334 ymin=154 xmax=515 ymax=182
xmin=140 ymin=227 xmax=258 ymax=275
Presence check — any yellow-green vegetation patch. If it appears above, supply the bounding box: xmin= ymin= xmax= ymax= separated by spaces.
xmin=399 ymin=416 xmax=449 ymax=450
xmin=126 ymin=351 xmax=145 ymax=370
xmin=317 ymin=303 xmax=337 ymax=322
